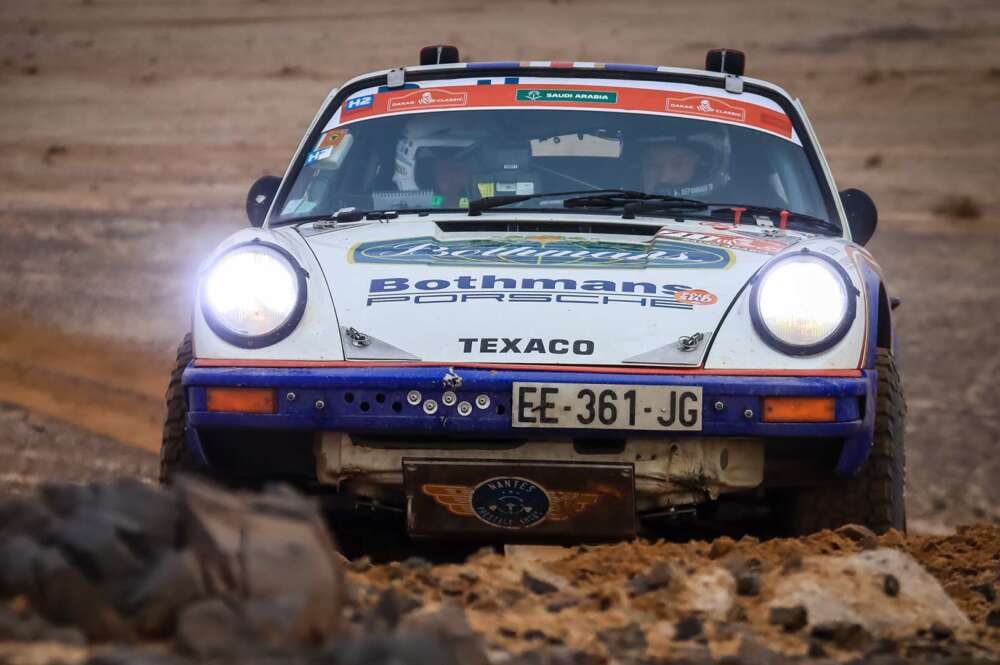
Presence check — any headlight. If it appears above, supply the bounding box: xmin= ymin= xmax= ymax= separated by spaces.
xmin=201 ymin=241 xmax=307 ymax=348
xmin=750 ymin=252 xmax=857 ymax=355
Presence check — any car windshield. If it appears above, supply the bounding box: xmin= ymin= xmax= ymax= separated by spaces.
xmin=274 ymin=77 xmax=836 ymax=229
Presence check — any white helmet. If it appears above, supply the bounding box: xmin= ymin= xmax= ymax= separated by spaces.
xmin=392 ymin=115 xmax=482 ymax=191
xmin=634 ymin=123 xmax=731 ymax=198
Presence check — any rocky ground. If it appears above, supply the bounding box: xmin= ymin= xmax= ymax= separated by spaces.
xmin=1 ymin=478 xmax=999 ymax=665
xmin=0 ymin=403 xmax=156 ymax=498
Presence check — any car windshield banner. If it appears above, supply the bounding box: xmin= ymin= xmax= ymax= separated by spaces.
xmin=329 ymin=76 xmax=798 ymax=143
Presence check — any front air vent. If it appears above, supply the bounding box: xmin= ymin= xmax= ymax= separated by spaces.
xmin=435 ymin=221 xmax=662 ymax=236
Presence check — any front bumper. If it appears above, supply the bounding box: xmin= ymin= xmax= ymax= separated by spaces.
xmin=183 ymin=364 xmax=877 ymax=477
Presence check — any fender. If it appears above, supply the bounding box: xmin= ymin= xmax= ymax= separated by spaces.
xmin=849 ymin=247 xmax=894 ymax=368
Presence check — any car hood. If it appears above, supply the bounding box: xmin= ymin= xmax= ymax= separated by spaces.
xmin=299 ymin=215 xmax=808 ymax=366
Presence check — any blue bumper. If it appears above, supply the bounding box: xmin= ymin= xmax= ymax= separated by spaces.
xmin=183 ymin=364 xmax=876 ymax=477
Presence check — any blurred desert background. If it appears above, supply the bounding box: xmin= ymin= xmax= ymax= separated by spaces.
xmin=1 ymin=0 xmax=998 ymax=532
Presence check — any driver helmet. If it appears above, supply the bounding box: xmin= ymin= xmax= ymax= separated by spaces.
xmin=392 ymin=115 xmax=481 ymax=191
xmin=633 ymin=123 xmax=731 ymax=198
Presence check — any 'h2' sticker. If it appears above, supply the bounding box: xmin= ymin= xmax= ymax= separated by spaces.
xmin=344 ymin=94 xmax=374 ymax=113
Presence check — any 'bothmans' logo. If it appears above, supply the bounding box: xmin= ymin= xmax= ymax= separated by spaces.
xmin=350 ymin=236 xmax=731 ymax=269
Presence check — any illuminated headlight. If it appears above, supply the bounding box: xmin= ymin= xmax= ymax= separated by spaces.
xmin=750 ymin=252 xmax=857 ymax=355
xmin=201 ymin=242 xmax=306 ymax=348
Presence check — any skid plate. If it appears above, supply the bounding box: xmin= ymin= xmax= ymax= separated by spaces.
xmin=403 ymin=458 xmax=635 ymax=540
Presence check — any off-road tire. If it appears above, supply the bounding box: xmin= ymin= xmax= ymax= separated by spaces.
xmin=158 ymin=333 xmax=198 ymax=484
xmin=781 ymin=348 xmax=906 ymax=535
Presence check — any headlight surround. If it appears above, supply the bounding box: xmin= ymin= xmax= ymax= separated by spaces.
xmin=200 ymin=241 xmax=307 ymax=348
xmin=749 ymin=251 xmax=857 ymax=356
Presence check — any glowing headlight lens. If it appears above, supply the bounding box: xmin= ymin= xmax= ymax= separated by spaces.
xmin=202 ymin=246 xmax=300 ymax=338
xmin=755 ymin=257 xmax=850 ymax=349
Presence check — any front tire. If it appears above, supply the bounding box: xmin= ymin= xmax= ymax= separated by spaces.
xmin=781 ymin=348 xmax=906 ymax=535
xmin=158 ymin=333 xmax=199 ymax=484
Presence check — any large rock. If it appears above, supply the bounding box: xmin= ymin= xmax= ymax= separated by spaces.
xmin=127 ymin=549 xmax=206 ymax=638
xmin=399 ymin=605 xmax=489 ymax=665
xmin=768 ymin=548 xmax=971 ymax=638
xmin=0 ymin=534 xmax=44 ymax=597
xmin=0 ymin=494 xmax=52 ymax=540
xmin=0 ymin=476 xmax=344 ymax=650
xmin=44 ymin=510 xmax=146 ymax=601
xmin=30 ymin=545 xmax=135 ymax=641
xmin=92 ymin=478 xmax=182 ymax=560
xmin=175 ymin=598 xmax=244 ymax=659
xmin=179 ymin=479 xmax=343 ymax=645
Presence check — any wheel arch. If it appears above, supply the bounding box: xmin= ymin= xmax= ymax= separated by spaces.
xmin=852 ymin=248 xmax=895 ymax=368
xmin=876 ymin=281 xmax=894 ymax=353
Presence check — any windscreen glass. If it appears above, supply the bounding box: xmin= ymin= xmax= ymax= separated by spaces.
xmin=276 ymin=77 xmax=834 ymax=227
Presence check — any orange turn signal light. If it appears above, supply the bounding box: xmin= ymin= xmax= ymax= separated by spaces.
xmin=206 ymin=387 xmax=277 ymax=414
xmin=762 ymin=396 xmax=835 ymax=423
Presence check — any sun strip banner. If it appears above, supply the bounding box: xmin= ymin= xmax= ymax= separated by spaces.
xmin=335 ymin=82 xmax=794 ymax=140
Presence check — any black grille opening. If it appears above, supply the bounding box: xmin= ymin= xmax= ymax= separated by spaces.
xmin=436 ymin=221 xmax=662 ymax=236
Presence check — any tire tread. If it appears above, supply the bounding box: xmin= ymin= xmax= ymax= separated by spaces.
xmin=783 ymin=348 xmax=906 ymax=534
xmin=158 ymin=333 xmax=195 ymax=484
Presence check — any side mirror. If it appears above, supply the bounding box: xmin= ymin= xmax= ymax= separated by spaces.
xmin=246 ymin=176 xmax=281 ymax=227
xmin=839 ymin=188 xmax=878 ymax=246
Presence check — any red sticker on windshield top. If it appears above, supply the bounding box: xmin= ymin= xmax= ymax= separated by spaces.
xmin=666 ymin=95 xmax=747 ymax=123
xmin=335 ymin=83 xmax=793 ymax=140
xmin=387 ymin=88 xmax=470 ymax=111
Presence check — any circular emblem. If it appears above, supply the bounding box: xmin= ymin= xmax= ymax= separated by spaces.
xmin=675 ymin=288 xmax=718 ymax=306
xmin=471 ymin=477 xmax=550 ymax=529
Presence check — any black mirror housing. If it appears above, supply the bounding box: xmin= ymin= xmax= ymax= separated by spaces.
xmin=840 ymin=188 xmax=878 ymax=246
xmin=246 ymin=176 xmax=282 ymax=227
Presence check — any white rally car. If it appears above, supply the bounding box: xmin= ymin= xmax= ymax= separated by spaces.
xmin=161 ymin=46 xmax=904 ymax=541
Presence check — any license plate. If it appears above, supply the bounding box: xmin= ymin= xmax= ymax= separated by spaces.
xmin=512 ymin=382 xmax=702 ymax=431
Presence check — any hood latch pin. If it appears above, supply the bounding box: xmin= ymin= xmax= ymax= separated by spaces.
xmin=677 ymin=332 xmax=705 ymax=352
xmin=346 ymin=327 xmax=371 ymax=348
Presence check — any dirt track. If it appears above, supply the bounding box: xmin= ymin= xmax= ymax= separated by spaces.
xmin=0 ymin=402 xmax=156 ymax=497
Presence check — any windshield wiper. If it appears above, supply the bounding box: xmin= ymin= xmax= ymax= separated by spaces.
xmin=278 ymin=207 xmax=465 ymax=227
xmin=561 ymin=192 xmax=708 ymax=220
xmin=708 ymin=205 xmax=841 ymax=235
xmin=467 ymin=189 xmax=649 ymax=216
